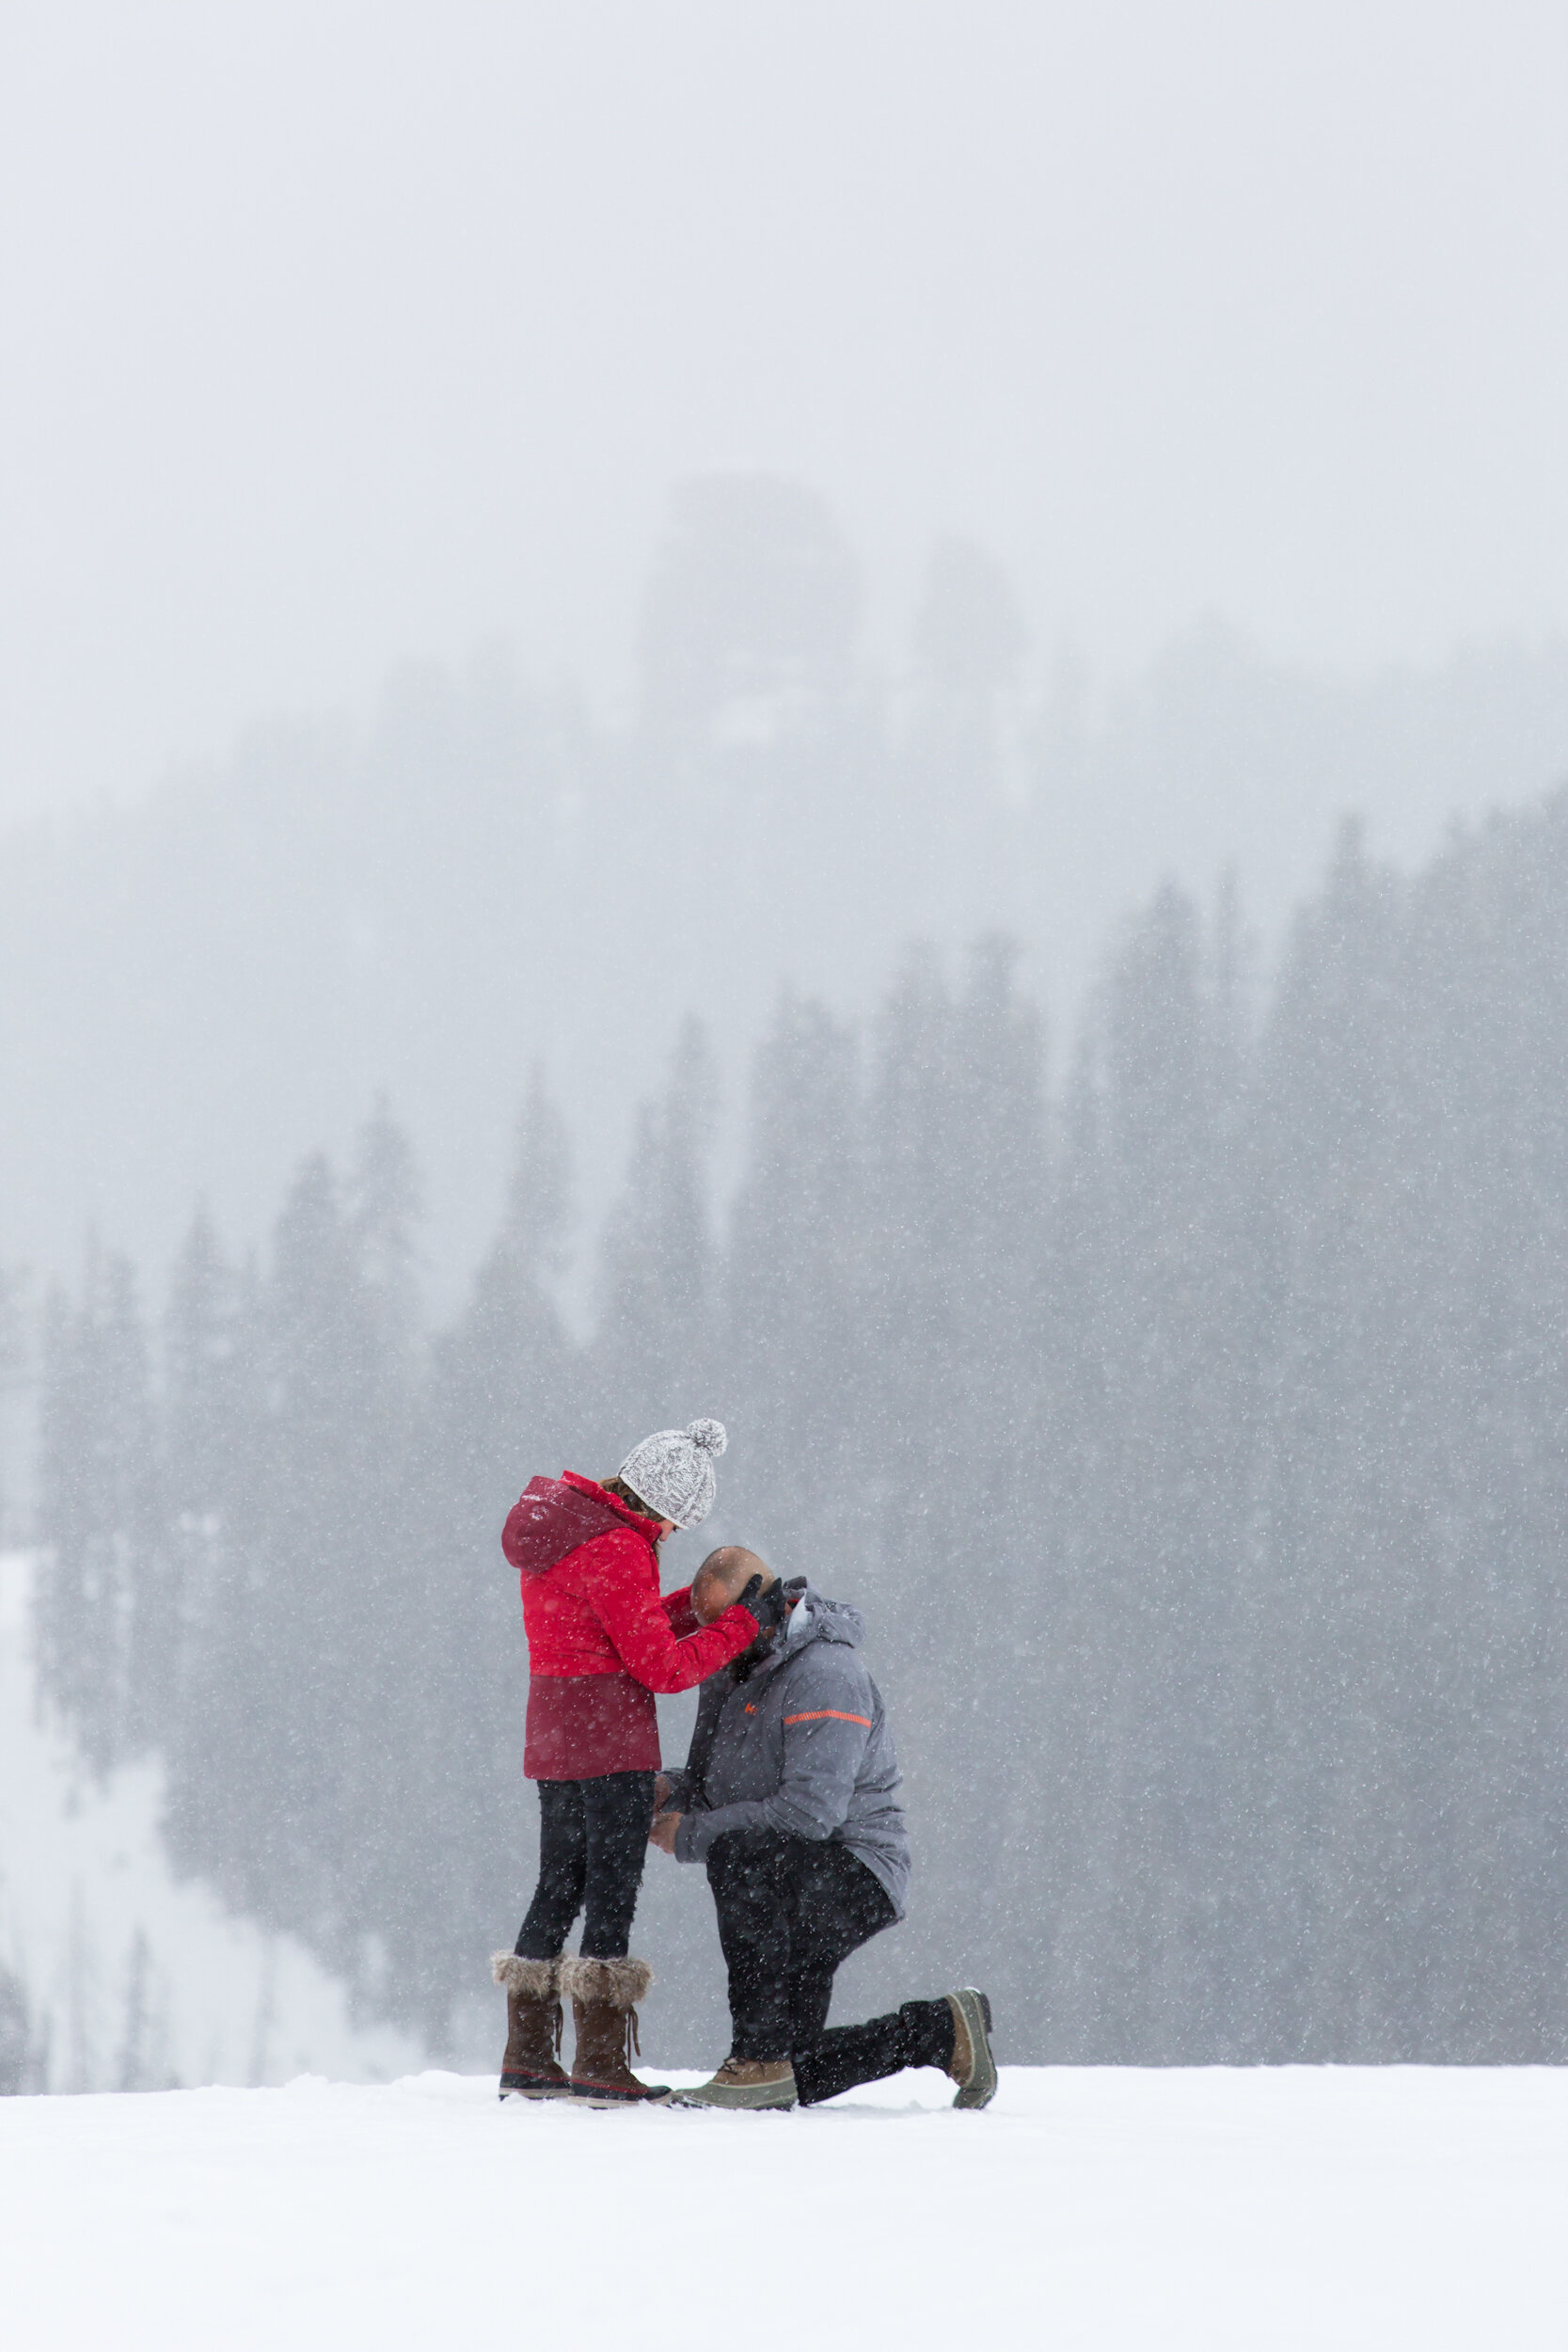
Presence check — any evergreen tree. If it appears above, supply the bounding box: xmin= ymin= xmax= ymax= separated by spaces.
xmin=34 ymin=1248 xmax=163 ymax=1770
xmin=0 ymin=1958 xmax=44 ymax=2096
xmin=719 ymin=992 xmax=863 ymax=1558
xmin=165 ymin=1150 xmax=395 ymax=1979
xmin=350 ymin=1091 xmax=423 ymax=1359
xmin=435 ymin=1065 xmax=576 ymax=1494
xmin=407 ymin=1072 xmax=580 ymax=2042
xmin=0 ymin=1263 xmax=26 ymax=1545
xmin=595 ymin=1017 xmax=719 ymax=1455
xmin=29 ymin=787 xmax=1568 ymax=2067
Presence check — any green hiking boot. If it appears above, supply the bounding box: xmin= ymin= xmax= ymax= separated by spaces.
xmin=678 ymin=2057 xmax=798 ymax=2110
xmin=946 ymin=1989 xmax=997 ymax=2109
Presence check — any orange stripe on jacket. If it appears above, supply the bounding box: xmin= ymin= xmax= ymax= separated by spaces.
xmin=784 ymin=1708 xmax=872 ymax=1728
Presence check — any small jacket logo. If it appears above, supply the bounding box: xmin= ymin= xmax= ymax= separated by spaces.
xmin=744 ymin=1703 xmax=756 ymax=1714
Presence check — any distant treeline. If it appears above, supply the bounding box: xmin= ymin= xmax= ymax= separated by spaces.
xmin=29 ymin=790 xmax=1568 ymax=2062
xmin=9 ymin=476 xmax=1568 ymax=1337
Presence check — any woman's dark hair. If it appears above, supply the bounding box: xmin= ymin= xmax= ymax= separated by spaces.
xmin=601 ymin=1473 xmax=660 ymax=1525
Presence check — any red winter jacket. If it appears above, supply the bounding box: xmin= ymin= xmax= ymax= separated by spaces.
xmin=502 ymin=1471 xmax=760 ymax=1779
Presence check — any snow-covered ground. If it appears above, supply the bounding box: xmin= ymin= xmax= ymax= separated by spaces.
xmin=3 ymin=2064 xmax=1565 ymax=2350
xmin=0 ymin=1552 xmax=421 ymax=2090
xmin=5 ymin=1537 xmax=1565 ymax=2345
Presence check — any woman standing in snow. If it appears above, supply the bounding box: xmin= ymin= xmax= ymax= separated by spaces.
xmin=491 ymin=1419 xmax=775 ymax=2105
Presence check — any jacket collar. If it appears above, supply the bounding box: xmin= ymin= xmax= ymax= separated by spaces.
xmin=561 ymin=1470 xmax=664 ymax=1548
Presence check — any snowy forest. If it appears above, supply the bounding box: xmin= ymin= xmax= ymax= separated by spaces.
xmin=18 ymin=783 xmax=1568 ymax=2068
xmin=7 ymin=475 xmax=1568 ymax=1324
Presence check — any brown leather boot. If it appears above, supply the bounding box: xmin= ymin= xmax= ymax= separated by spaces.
xmin=491 ymin=1953 xmax=570 ymax=2098
xmin=561 ymin=1957 xmax=672 ymax=2105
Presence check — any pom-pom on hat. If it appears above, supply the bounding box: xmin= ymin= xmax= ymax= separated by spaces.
xmin=618 ymin=1418 xmax=728 ymax=1530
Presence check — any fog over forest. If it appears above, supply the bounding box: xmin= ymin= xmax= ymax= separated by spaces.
xmin=6 ymin=7 xmax=1568 ymax=2106
xmin=15 ymin=778 xmax=1568 ymax=2070
xmin=5 ymin=472 xmax=1568 ymax=1343
xmin=6 ymin=480 xmax=1568 ymax=2075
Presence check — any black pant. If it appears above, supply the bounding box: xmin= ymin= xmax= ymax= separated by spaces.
xmin=789 ymin=1995 xmax=957 ymax=2106
xmin=515 ymin=1772 xmax=655 ymax=1961
xmin=706 ymin=1827 xmax=896 ymax=2060
xmin=706 ymin=1827 xmax=955 ymax=2106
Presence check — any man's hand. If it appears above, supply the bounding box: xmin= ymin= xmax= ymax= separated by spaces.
xmin=648 ymin=1811 xmax=681 ymax=1855
xmin=654 ymin=1773 xmax=672 ymax=1811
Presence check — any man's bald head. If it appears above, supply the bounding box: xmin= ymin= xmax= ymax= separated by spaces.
xmin=691 ymin=1545 xmax=774 ymax=1624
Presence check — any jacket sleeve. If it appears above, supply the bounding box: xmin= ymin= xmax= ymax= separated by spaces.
xmin=673 ymin=1667 xmax=875 ymax=1863
xmin=574 ymin=1535 xmax=757 ymax=1693
xmin=660 ymin=1585 xmax=699 ymax=1637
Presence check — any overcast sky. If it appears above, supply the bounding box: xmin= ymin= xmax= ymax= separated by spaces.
xmin=3 ymin=1 xmax=1566 ymax=824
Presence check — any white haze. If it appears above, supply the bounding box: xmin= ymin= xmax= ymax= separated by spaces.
xmin=9 ymin=2 xmax=1568 ymax=2109
xmin=3 ymin=1 xmax=1568 ymax=823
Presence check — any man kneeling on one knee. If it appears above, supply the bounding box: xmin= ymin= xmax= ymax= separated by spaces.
xmin=649 ymin=1547 xmax=996 ymax=2110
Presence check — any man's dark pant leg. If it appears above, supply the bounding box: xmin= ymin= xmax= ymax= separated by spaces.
xmin=706 ymin=1830 xmax=799 ymax=2058
xmin=784 ymin=1842 xmax=897 ymax=2047
xmin=706 ymin=1830 xmax=895 ymax=2061
xmin=791 ymin=1997 xmax=957 ymax=2107
xmin=782 ymin=1847 xmax=951 ymax=2106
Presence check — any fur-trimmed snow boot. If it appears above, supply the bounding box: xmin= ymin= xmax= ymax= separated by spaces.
xmin=491 ymin=1953 xmax=571 ymax=2099
xmin=561 ymin=1956 xmax=672 ymax=2105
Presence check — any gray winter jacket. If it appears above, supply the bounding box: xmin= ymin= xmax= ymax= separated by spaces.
xmin=665 ymin=1583 xmax=911 ymax=1918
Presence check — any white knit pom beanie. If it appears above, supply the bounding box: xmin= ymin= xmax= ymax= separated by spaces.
xmin=618 ymin=1418 xmax=728 ymax=1529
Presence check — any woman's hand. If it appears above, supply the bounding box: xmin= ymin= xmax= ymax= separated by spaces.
xmin=648 ymin=1811 xmax=681 ymax=1855
xmin=654 ymin=1773 xmax=672 ymax=1811
xmin=738 ymin=1572 xmax=787 ymax=1631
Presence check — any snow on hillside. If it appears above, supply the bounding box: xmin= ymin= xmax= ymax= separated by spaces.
xmin=0 ymin=1552 xmax=421 ymax=2090
xmin=3 ymin=2064 xmax=1566 ymax=2351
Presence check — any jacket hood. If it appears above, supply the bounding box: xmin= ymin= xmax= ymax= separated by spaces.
xmin=782 ymin=1581 xmax=864 ymax=1654
xmin=502 ymin=1473 xmax=660 ymax=1575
